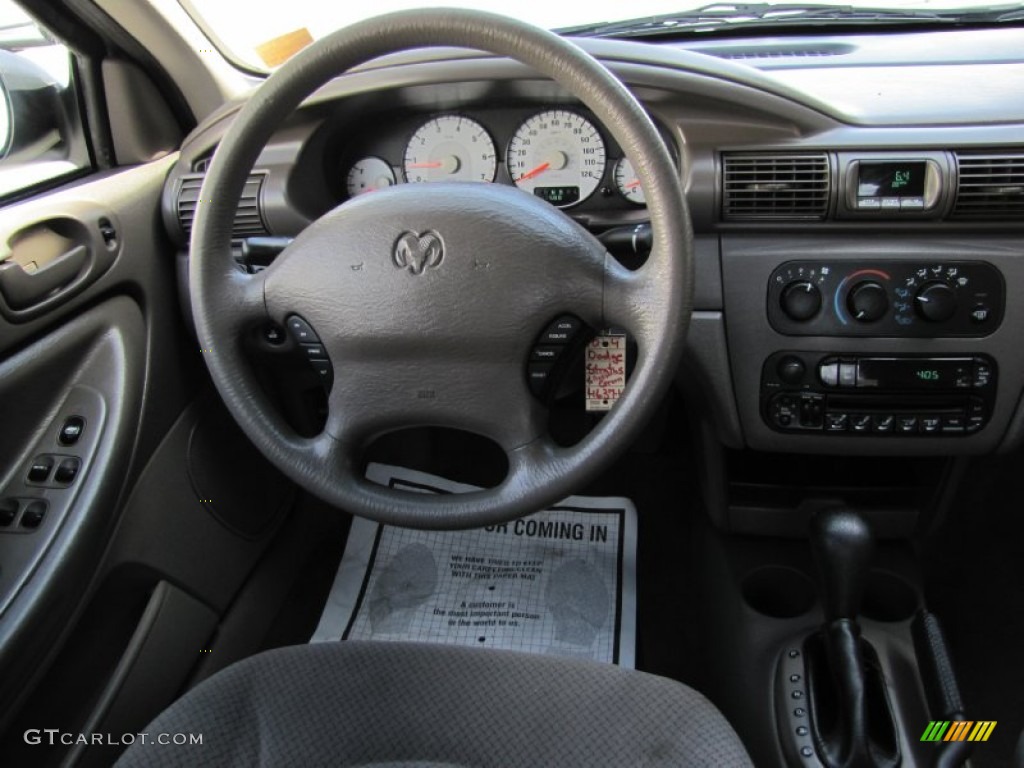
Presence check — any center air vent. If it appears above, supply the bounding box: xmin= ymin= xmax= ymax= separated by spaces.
xmin=175 ymin=172 xmax=268 ymax=241
xmin=722 ymin=153 xmax=831 ymax=220
xmin=952 ymin=153 xmax=1024 ymax=220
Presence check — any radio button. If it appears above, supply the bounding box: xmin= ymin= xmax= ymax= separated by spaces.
xmin=819 ymin=362 xmax=840 ymax=387
xmin=873 ymin=415 xmax=895 ymax=433
xmin=839 ymin=362 xmax=858 ymax=388
xmin=942 ymin=416 xmax=966 ymax=433
xmin=850 ymin=415 xmax=872 ymax=433
xmin=826 ymin=413 xmax=849 ymax=432
xmin=973 ymin=363 xmax=992 ymax=388
xmin=897 ymin=416 xmax=919 ymax=434
xmin=921 ymin=416 xmax=942 ymax=434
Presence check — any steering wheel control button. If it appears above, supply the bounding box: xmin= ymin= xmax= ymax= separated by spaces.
xmin=54 ymin=457 xmax=82 ymax=485
xmin=527 ymin=363 xmax=554 ymax=396
xmin=263 ymin=323 xmax=286 ymax=345
xmin=20 ymin=500 xmax=46 ymax=529
xmin=531 ymin=346 xmax=562 ymax=362
xmin=28 ymin=456 xmax=55 ymax=483
xmin=0 ymin=498 xmax=17 ymax=526
xmin=286 ymin=315 xmax=320 ymax=344
xmin=540 ymin=316 xmax=583 ymax=345
xmin=310 ymin=360 xmax=333 ymax=389
xmin=58 ymin=416 xmax=85 ymax=446
xmin=300 ymin=343 xmax=327 ymax=361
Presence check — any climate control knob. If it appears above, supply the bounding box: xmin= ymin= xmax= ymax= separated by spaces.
xmin=780 ymin=281 xmax=822 ymax=321
xmin=847 ymin=281 xmax=889 ymax=323
xmin=914 ymin=282 xmax=957 ymax=323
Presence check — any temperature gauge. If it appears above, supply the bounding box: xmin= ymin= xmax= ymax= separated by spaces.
xmin=346 ymin=156 xmax=396 ymax=197
xmin=613 ymin=158 xmax=645 ymax=204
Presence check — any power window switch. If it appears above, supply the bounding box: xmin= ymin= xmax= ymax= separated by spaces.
xmin=54 ymin=457 xmax=81 ymax=485
xmin=21 ymin=500 xmax=46 ymax=529
xmin=28 ymin=456 xmax=54 ymax=483
xmin=0 ymin=498 xmax=18 ymax=526
xmin=59 ymin=416 xmax=85 ymax=446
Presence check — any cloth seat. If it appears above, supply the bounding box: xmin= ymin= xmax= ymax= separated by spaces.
xmin=117 ymin=641 xmax=752 ymax=767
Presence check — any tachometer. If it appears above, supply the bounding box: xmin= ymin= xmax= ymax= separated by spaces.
xmin=346 ymin=156 xmax=396 ymax=197
xmin=613 ymin=157 xmax=645 ymax=205
xmin=506 ymin=110 xmax=606 ymax=207
xmin=403 ymin=115 xmax=497 ymax=183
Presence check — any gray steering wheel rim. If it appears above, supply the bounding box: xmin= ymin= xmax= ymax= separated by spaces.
xmin=191 ymin=9 xmax=693 ymax=529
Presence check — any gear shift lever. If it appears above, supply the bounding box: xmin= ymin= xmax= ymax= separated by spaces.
xmin=804 ymin=509 xmax=899 ymax=768
xmin=810 ymin=509 xmax=874 ymax=622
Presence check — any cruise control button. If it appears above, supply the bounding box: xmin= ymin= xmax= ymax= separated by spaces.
xmin=540 ymin=316 xmax=582 ymax=345
xmin=527 ymin=363 xmax=554 ymax=395
xmin=531 ymin=346 xmax=562 ymax=362
xmin=286 ymin=316 xmax=320 ymax=343
xmin=920 ymin=416 xmax=942 ymax=434
xmin=300 ymin=343 xmax=327 ymax=361
xmin=21 ymin=500 xmax=46 ymax=529
xmin=0 ymin=498 xmax=17 ymax=526
xmin=59 ymin=416 xmax=85 ymax=446
xmin=28 ymin=456 xmax=54 ymax=483
xmin=54 ymin=458 xmax=81 ymax=485
xmin=897 ymin=416 xmax=919 ymax=434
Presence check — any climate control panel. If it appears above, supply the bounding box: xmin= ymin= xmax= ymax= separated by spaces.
xmin=768 ymin=260 xmax=1004 ymax=337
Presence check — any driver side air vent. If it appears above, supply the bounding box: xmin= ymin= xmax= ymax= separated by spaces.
xmin=722 ymin=153 xmax=830 ymax=220
xmin=175 ymin=171 xmax=268 ymax=240
xmin=952 ymin=153 xmax=1024 ymax=220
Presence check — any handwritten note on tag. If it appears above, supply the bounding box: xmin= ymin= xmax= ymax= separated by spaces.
xmin=586 ymin=333 xmax=627 ymax=412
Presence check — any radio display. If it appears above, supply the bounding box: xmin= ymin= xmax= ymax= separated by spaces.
xmin=857 ymin=358 xmax=972 ymax=389
xmin=857 ymin=162 xmax=927 ymax=198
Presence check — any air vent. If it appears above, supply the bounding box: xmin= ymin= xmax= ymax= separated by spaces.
xmin=700 ymin=43 xmax=854 ymax=61
xmin=952 ymin=153 xmax=1024 ymax=220
xmin=722 ymin=153 xmax=830 ymax=220
xmin=176 ymin=172 xmax=268 ymax=239
xmin=192 ymin=156 xmax=212 ymax=173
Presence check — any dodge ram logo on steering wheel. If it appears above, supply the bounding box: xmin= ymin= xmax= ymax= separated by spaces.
xmin=393 ymin=230 xmax=445 ymax=275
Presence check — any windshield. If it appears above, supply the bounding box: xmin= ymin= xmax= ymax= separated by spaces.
xmin=176 ymin=0 xmax=1018 ymax=72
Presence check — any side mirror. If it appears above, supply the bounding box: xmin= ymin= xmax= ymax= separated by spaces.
xmin=0 ymin=47 xmax=66 ymax=165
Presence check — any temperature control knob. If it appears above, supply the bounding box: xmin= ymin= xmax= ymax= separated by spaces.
xmin=847 ymin=281 xmax=889 ymax=323
xmin=780 ymin=281 xmax=822 ymax=322
xmin=914 ymin=282 xmax=958 ymax=323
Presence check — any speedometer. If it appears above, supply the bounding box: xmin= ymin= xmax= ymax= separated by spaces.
xmin=403 ymin=115 xmax=497 ymax=183
xmin=506 ymin=110 xmax=606 ymax=207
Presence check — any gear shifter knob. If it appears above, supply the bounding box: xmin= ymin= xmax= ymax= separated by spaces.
xmin=810 ymin=509 xmax=873 ymax=622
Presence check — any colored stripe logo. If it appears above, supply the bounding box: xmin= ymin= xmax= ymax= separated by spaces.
xmin=921 ymin=721 xmax=996 ymax=742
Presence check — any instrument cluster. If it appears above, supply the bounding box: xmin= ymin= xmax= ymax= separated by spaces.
xmin=338 ymin=107 xmax=650 ymax=212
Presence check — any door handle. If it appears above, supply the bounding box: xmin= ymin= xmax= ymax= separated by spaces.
xmin=0 ymin=244 xmax=88 ymax=310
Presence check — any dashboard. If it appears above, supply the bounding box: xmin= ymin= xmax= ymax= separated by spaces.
xmin=162 ymin=26 xmax=1024 ymax=458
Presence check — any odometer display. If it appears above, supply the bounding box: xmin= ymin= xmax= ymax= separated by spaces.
xmin=507 ymin=110 xmax=606 ymax=207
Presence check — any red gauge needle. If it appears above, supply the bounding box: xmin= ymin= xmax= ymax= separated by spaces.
xmin=518 ymin=162 xmax=550 ymax=182
xmin=625 ymin=179 xmax=641 ymax=189
xmin=407 ymin=161 xmax=443 ymax=169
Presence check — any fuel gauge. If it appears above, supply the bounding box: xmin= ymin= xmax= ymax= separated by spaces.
xmin=346 ymin=156 xmax=396 ymax=197
xmin=614 ymin=157 xmax=645 ymax=204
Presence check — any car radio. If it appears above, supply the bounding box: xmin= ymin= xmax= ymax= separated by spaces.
xmin=761 ymin=351 xmax=997 ymax=436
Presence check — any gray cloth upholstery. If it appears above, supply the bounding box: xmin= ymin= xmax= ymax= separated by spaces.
xmin=117 ymin=642 xmax=752 ymax=767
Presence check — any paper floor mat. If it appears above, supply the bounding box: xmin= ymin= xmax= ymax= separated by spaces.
xmin=311 ymin=463 xmax=638 ymax=667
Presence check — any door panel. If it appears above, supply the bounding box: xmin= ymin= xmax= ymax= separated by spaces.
xmin=0 ymin=157 xmax=205 ymax=730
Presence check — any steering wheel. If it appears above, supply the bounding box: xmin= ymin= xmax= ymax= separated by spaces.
xmin=191 ymin=9 xmax=693 ymax=529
